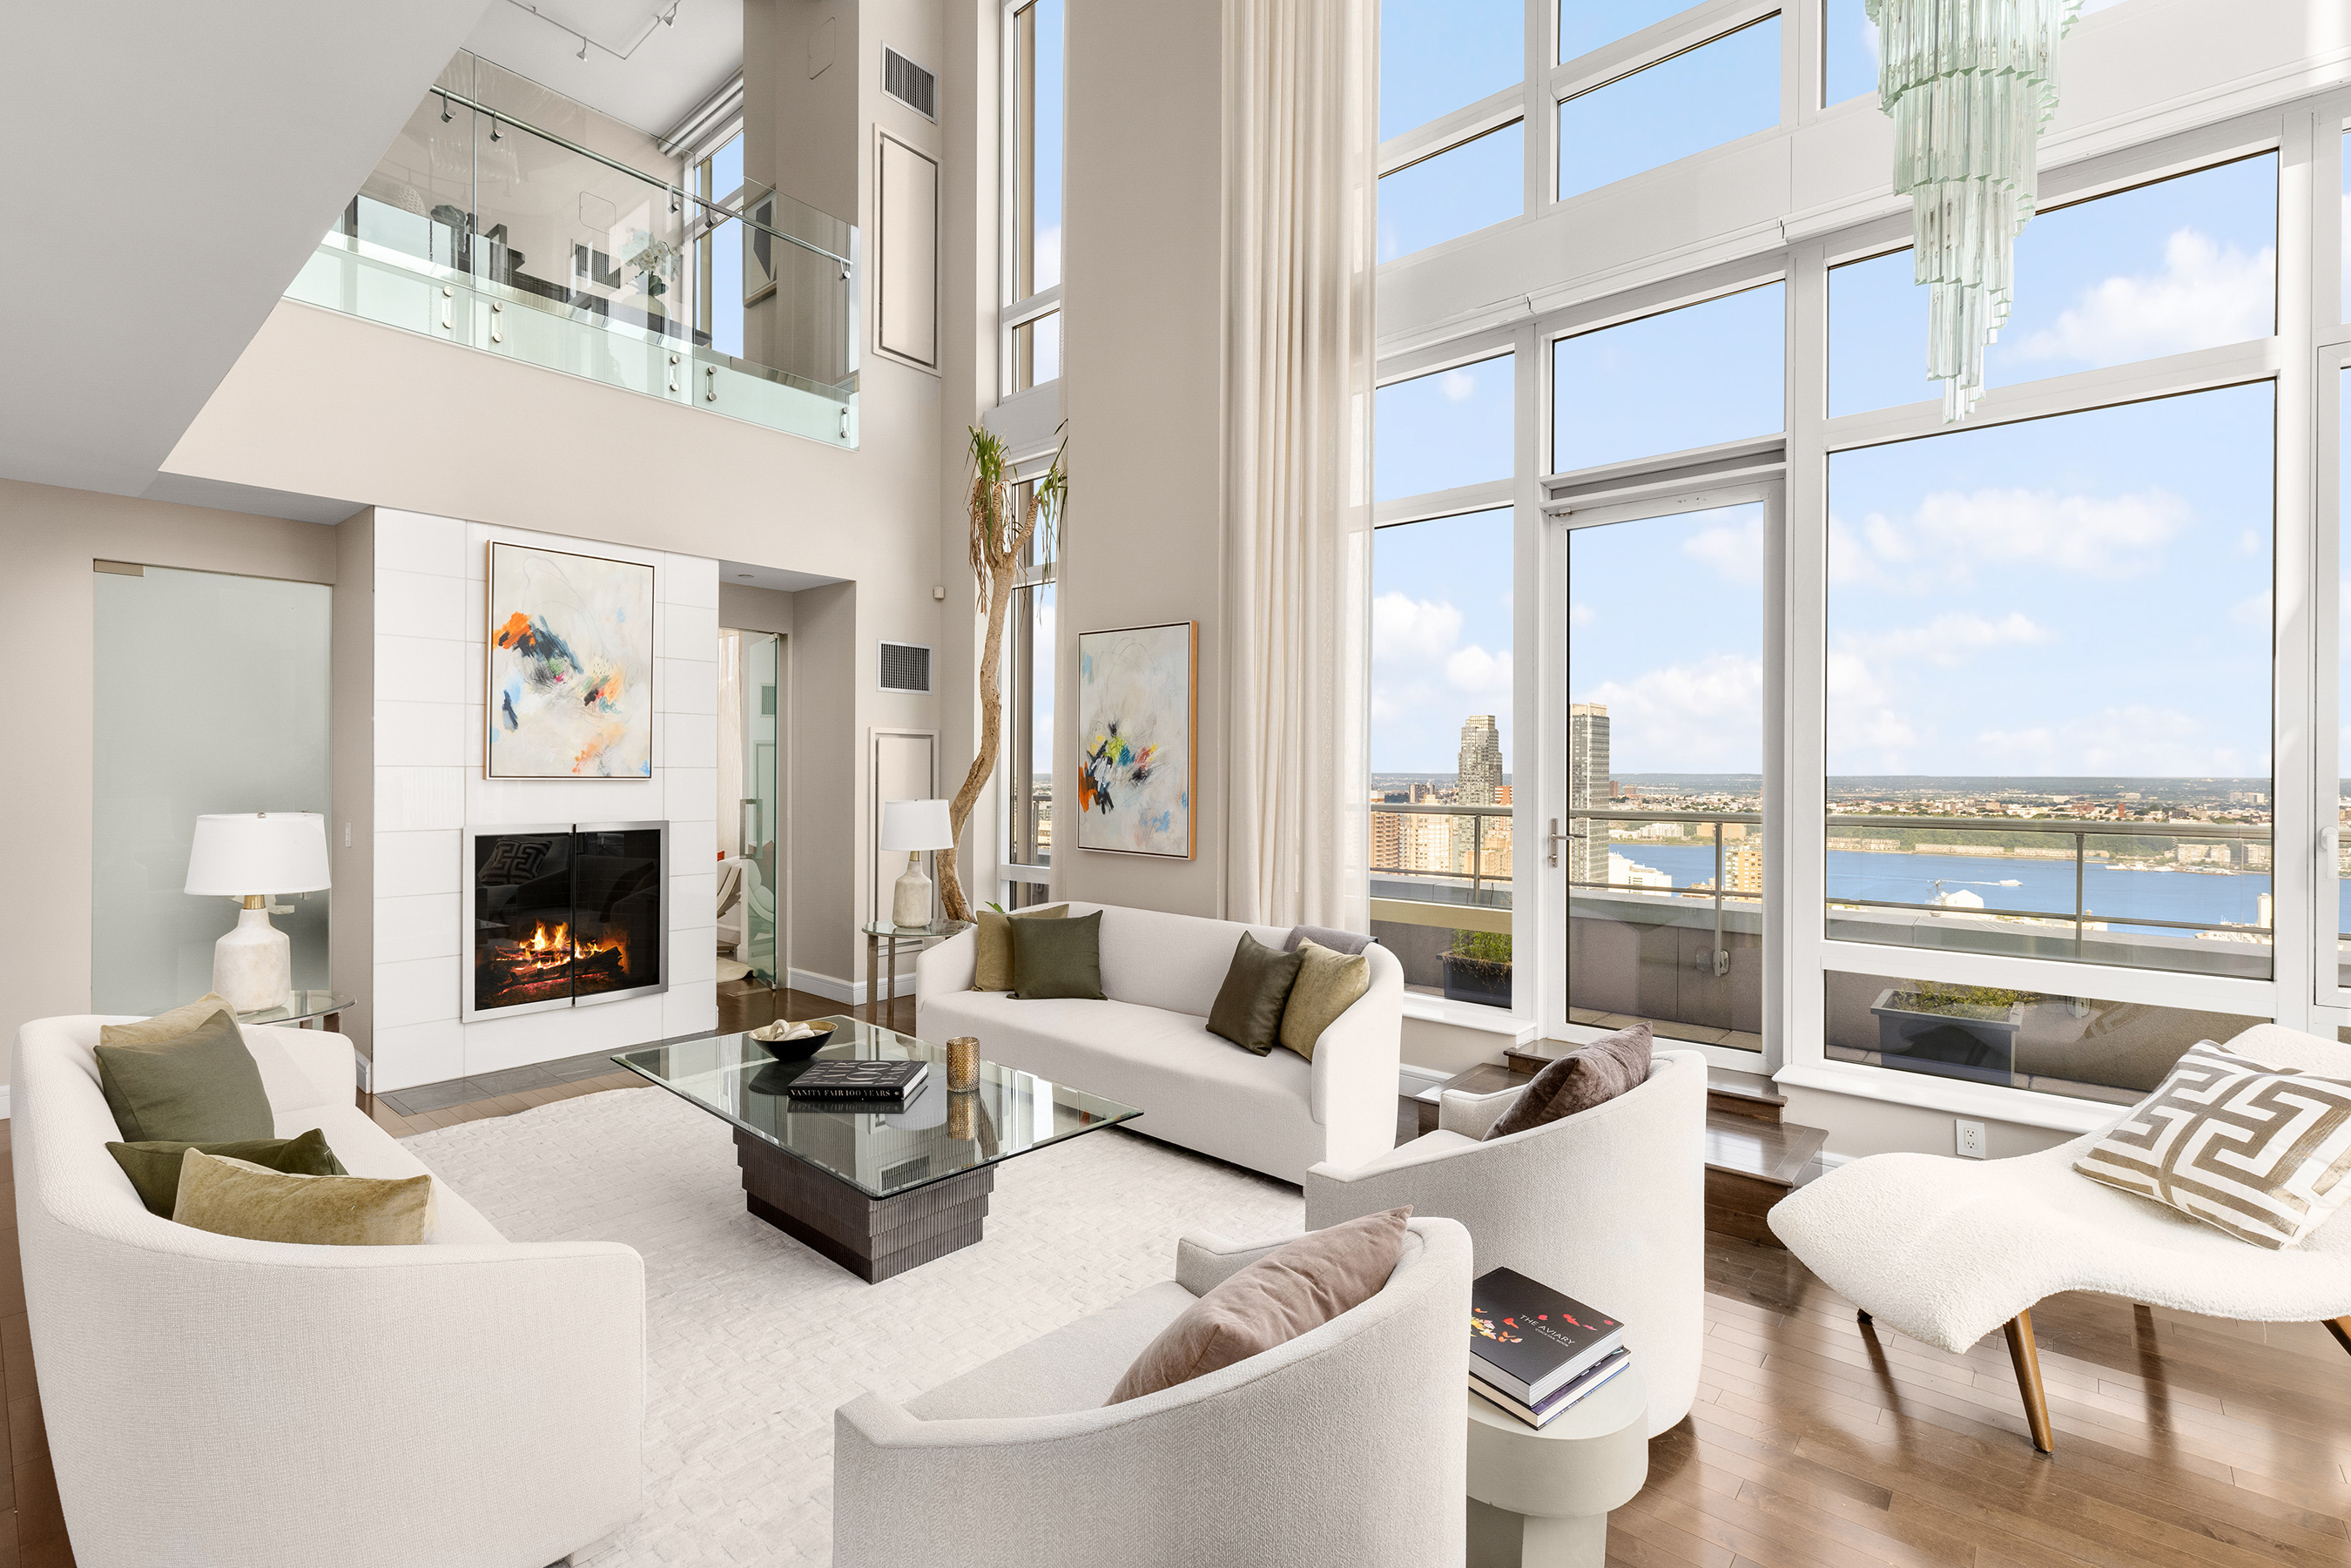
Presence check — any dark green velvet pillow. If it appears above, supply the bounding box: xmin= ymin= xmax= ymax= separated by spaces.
xmin=1207 ymin=934 xmax=1304 ymax=1056
xmin=94 ymin=1006 xmax=275 ymax=1143
xmin=106 ymin=1127 xmax=346 ymax=1218
xmin=1012 ymin=909 xmax=1107 ymax=999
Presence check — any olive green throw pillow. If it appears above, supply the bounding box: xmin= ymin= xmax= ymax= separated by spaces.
xmin=973 ymin=904 xmax=1068 ymax=991
xmin=1011 ymin=910 xmax=1107 ymax=999
xmin=94 ymin=1007 xmax=275 ymax=1144
xmin=173 ymin=1150 xmax=434 ymax=1247
xmin=107 ymin=1127 xmax=346 ymax=1218
xmin=1208 ymin=934 xmax=1304 ymax=1056
xmin=1277 ymin=940 xmax=1372 ymax=1062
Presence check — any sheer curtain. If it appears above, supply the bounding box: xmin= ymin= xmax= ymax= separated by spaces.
xmin=1223 ymin=0 xmax=1378 ymax=930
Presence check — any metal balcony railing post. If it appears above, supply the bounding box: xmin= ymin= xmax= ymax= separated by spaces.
xmin=2074 ymin=831 xmax=2086 ymax=959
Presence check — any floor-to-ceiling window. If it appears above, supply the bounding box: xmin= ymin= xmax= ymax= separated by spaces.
xmin=1005 ymin=0 xmax=1064 ymax=392
xmin=1374 ymin=0 xmax=2342 ymax=1128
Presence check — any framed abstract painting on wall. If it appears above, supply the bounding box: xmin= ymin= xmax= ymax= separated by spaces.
xmin=485 ymin=542 xmax=656 ymax=779
xmin=1075 ymin=620 xmax=1196 ymax=859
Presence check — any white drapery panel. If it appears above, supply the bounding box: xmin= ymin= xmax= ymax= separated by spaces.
xmin=1222 ymin=0 xmax=1377 ymax=931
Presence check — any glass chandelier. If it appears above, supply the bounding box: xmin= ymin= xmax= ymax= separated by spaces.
xmin=1869 ymin=0 xmax=2080 ymax=421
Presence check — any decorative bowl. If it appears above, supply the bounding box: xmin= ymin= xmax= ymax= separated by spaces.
xmin=748 ymin=1021 xmax=834 ymax=1060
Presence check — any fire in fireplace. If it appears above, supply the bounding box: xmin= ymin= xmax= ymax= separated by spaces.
xmin=465 ymin=821 xmax=668 ymax=1020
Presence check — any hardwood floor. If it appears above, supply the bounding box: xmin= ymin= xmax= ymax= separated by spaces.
xmin=17 ymin=1008 xmax=2351 ymax=1565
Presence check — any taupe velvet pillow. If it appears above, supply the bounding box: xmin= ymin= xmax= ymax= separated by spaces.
xmin=108 ymin=1127 xmax=347 ymax=1218
xmin=973 ymin=905 xmax=1068 ymax=991
xmin=1277 ymin=940 xmax=1371 ymax=1062
xmin=94 ymin=1006 xmax=275 ymax=1144
xmin=172 ymin=1150 xmax=434 ymax=1246
xmin=1485 ymin=1022 xmax=1653 ymax=1141
xmin=1207 ymin=934 xmax=1304 ymax=1055
xmin=1107 ymin=1207 xmax=1412 ymax=1405
xmin=1012 ymin=909 xmax=1107 ymax=999
xmin=98 ymin=993 xmax=238 ymax=1050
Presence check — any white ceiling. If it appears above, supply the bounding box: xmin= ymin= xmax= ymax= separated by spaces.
xmin=465 ymin=0 xmax=744 ymax=138
xmin=721 ymin=561 xmax=848 ymax=595
xmin=0 ymin=0 xmax=495 ymax=514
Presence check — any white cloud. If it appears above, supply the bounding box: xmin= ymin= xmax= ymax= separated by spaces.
xmin=1975 ymin=704 xmax=2262 ymax=776
xmin=1372 ymin=591 xmax=1462 ymax=665
xmin=2014 ymin=228 xmax=2274 ymax=367
xmin=1582 ymin=654 xmax=1763 ymax=771
xmin=1446 ymin=644 xmax=1512 ymax=699
xmin=1840 ymin=610 xmax=2053 ymax=669
xmin=1681 ymin=513 xmax=1765 ymax=582
xmin=1439 ymin=370 xmax=1477 ymax=402
xmin=1825 ymin=649 xmax=1921 ymax=771
xmin=1568 ymin=601 xmax=1593 ymax=627
xmin=1893 ymin=486 xmax=2191 ymax=578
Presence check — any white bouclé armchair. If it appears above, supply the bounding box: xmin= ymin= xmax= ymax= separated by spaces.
xmin=1303 ymin=1050 xmax=1709 ymax=1438
xmin=833 ymin=1218 xmax=1474 ymax=1568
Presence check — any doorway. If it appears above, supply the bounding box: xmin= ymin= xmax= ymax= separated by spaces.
xmin=717 ymin=629 xmax=785 ymax=990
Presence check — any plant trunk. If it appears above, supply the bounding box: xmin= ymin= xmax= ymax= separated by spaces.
xmin=936 ymin=551 xmax=1018 ymax=922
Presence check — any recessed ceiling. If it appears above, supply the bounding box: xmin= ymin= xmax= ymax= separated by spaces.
xmin=0 ymin=0 xmax=493 ymax=513
xmin=721 ymin=561 xmax=845 ymax=595
xmin=466 ymin=0 xmax=743 ymax=138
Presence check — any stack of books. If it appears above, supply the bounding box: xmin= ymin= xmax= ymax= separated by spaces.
xmin=783 ymin=1058 xmax=929 ymax=1110
xmin=1468 ymin=1267 xmax=1631 ymax=1429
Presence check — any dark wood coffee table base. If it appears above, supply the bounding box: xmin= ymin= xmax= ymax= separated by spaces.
xmin=734 ymin=1129 xmax=996 ymax=1282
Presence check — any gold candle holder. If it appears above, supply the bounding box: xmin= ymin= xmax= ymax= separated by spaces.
xmin=947 ymin=1088 xmax=979 ymax=1141
xmin=946 ymin=1035 xmax=980 ymax=1091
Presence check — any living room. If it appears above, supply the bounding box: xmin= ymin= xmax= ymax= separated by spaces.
xmin=5 ymin=1 xmax=2351 ymax=1565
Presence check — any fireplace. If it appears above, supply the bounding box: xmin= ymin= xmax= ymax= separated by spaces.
xmin=465 ymin=821 xmax=668 ymax=1020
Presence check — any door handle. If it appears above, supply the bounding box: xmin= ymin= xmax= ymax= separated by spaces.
xmin=1544 ymin=818 xmax=1569 ymax=867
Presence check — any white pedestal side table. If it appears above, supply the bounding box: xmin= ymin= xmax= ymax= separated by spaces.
xmin=1465 ymin=1362 xmax=1649 ymax=1568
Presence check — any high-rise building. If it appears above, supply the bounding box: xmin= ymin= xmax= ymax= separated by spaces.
xmin=1370 ymin=811 xmax=1402 ymax=871
xmin=1455 ymin=715 xmax=1504 ymax=878
xmin=1568 ymin=703 xmax=1610 ymax=885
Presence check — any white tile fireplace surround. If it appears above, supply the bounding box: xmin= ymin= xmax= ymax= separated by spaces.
xmin=370 ymin=508 xmax=718 ymax=1093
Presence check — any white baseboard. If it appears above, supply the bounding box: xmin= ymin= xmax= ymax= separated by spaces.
xmin=787 ymin=967 xmax=920 ymax=1007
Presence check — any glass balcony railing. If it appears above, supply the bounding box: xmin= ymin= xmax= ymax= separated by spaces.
xmin=1370 ymin=802 xmax=1513 ymax=1008
xmin=286 ymin=51 xmax=858 ymax=447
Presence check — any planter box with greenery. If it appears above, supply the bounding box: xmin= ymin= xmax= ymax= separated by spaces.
xmin=1442 ymin=930 xmax=1512 ymax=1009
xmin=1869 ymin=983 xmax=2027 ymax=1087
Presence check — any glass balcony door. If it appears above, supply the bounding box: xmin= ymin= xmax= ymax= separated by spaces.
xmin=1554 ymin=479 xmax=1780 ymax=1067
xmin=718 ymin=629 xmax=785 ymax=989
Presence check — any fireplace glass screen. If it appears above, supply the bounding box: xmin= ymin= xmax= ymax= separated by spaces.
xmin=470 ymin=822 xmax=666 ymax=1019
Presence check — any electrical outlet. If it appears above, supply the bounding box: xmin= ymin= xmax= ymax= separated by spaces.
xmin=1955 ymin=1119 xmax=1987 ymax=1159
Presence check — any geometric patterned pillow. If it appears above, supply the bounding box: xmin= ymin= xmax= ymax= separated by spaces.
xmin=2072 ymin=1040 xmax=2351 ymax=1250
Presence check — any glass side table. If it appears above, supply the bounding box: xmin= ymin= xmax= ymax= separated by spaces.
xmin=235 ymin=990 xmax=357 ymax=1032
xmin=860 ymin=919 xmax=973 ymax=1019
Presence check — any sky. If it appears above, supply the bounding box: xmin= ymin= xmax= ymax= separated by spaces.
xmin=1378 ymin=0 xmax=2145 ymax=263
xmin=1372 ymin=60 xmax=2287 ymax=782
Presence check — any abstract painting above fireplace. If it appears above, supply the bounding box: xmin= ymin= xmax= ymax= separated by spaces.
xmin=466 ymin=821 xmax=668 ymax=1020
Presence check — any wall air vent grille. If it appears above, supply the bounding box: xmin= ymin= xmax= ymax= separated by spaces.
xmin=879 ymin=641 xmax=933 ymax=693
xmin=883 ymin=47 xmax=936 ymax=120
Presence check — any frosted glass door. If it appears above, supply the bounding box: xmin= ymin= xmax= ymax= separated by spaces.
xmin=92 ymin=566 xmax=332 ymax=1013
xmin=744 ymin=632 xmax=782 ymax=986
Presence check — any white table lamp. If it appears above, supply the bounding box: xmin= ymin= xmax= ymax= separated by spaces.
xmin=878 ymin=799 xmax=954 ymax=928
xmin=185 ymin=811 xmax=331 ymax=1013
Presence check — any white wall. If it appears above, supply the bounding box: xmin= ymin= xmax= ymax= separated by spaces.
xmin=362 ymin=507 xmax=719 ymax=1093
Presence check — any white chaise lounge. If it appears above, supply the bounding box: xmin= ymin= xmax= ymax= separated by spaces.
xmin=15 ymin=1015 xmax=645 ymax=1568
xmin=916 ymin=902 xmax=1405 ymax=1184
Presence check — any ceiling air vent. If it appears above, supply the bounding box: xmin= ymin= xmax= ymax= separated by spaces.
xmin=879 ymin=641 xmax=933 ymax=694
xmin=883 ymin=46 xmax=936 ymax=120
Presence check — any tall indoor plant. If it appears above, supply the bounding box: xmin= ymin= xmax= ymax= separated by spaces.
xmin=934 ymin=426 xmax=1065 ymax=922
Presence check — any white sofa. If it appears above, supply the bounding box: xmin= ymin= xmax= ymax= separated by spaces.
xmin=834 ymin=1217 xmax=1473 ymax=1568
xmin=1304 ymin=1051 xmax=1709 ymax=1438
xmin=915 ymin=902 xmax=1405 ymax=1184
xmin=15 ymin=1015 xmax=645 ymax=1568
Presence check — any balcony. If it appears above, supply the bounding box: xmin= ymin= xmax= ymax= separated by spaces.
xmin=286 ymin=52 xmax=858 ymax=448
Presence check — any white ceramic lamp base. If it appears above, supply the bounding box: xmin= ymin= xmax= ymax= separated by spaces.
xmin=212 ymin=903 xmax=292 ymax=1014
xmin=891 ymin=855 xmax=933 ymax=928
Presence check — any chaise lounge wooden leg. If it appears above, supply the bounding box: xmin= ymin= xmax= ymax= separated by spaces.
xmin=1856 ymin=1309 xmax=1873 ymax=1326
xmin=2004 ymin=1309 xmax=2055 ymax=1454
xmin=2326 ymin=1317 xmax=2351 ymax=1359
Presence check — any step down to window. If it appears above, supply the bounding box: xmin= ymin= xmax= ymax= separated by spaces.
xmin=1706 ymin=1066 xmax=1787 ymax=1124
xmin=1705 ymin=1107 xmax=1828 ymax=1248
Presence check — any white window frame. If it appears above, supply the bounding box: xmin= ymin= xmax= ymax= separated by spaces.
xmin=995 ymin=446 xmax=1063 ymax=907
xmin=1374 ymin=0 xmax=2351 ymax=1128
xmin=999 ymin=0 xmax=1063 ymax=400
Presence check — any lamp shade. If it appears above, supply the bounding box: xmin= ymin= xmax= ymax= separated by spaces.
xmin=185 ymin=812 xmax=333 ymax=896
xmin=878 ymin=798 xmax=955 ymax=853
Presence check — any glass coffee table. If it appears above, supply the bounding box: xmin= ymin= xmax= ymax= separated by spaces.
xmin=615 ymin=1017 xmax=1140 ymax=1282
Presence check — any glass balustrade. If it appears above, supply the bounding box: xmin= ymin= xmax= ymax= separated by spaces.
xmin=285 ymin=50 xmax=859 ymax=448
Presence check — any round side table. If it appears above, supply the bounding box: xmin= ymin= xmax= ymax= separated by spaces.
xmin=1465 ymin=1361 xmax=1649 ymax=1568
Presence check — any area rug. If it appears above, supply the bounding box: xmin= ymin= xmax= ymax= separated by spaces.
xmin=402 ymin=1086 xmax=1304 ymax=1566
